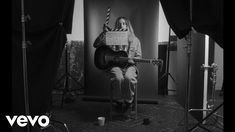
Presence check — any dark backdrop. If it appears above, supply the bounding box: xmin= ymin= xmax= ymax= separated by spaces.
xmin=84 ymin=0 xmax=160 ymax=100
xmin=160 ymin=0 xmax=223 ymax=48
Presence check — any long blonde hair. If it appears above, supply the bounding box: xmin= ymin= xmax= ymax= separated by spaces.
xmin=114 ymin=17 xmax=136 ymax=43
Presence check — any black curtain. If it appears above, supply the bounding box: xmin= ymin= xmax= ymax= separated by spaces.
xmin=160 ymin=0 xmax=223 ymax=48
xmin=12 ymin=0 xmax=74 ymax=116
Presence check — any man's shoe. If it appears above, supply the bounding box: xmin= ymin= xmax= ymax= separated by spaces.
xmin=124 ymin=100 xmax=134 ymax=113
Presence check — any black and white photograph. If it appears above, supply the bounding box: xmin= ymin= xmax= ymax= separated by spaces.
xmin=11 ymin=0 xmax=223 ymax=131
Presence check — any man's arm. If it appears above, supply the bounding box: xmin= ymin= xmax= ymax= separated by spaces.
xmin=134 ymin=38 xmax=142 ymax=59
xmin=93 ymin=32 xmax=106 ymax=48
xmin=128 ymin=38 xmax=142 ymax=64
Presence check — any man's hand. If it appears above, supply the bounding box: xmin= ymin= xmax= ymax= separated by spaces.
xmin=103 ymin=24 xmax=111 ymax=32
xmin=128 ymin=58 xmax=135 ymax=64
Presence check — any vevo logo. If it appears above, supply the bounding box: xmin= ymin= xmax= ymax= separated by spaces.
xmin=6 ymin=115 xmax=50 ymax=127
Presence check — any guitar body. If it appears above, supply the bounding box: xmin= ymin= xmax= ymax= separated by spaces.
xmin=94 ymin=45 xmax=128 ymax=70
xmin=95 ymin=44 xmax=163 ymax=70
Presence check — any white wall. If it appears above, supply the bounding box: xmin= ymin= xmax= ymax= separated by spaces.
xmin=158 ymin=2 xmax=169 ymax=42
xmin=67 ymin=0 xmax=84 ymax=41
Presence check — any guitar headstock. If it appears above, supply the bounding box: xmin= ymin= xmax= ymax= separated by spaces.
xmin=151 ymin=59 xmax=164 ymax=71
xmin=151 ymin=59 xmax=163 ymax=66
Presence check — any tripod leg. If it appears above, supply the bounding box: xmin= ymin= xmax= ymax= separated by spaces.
xmin=54 ymin=74 xmax=66 ymax=89
xmin=198 ymin=124 xmax=213 ymax=132
xmin=189 ymin=103 xmax=223 ymax=132
xmin=168 ymin=73 xmax=176 ymax=83
xmin=67 ymin=74 xmax=84 ymax=89
xmin=61 ymin=74 xmax=69 ymax=108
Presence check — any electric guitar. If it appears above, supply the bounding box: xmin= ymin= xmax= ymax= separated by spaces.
xmin=94 ymin=45 xmax=163 ymax=70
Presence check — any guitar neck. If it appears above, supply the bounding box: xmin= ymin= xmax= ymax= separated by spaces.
xmin=118 ymin=57 xmax=152 ymax=64
xmin=133 ymin=58 xmax=152 ymax=63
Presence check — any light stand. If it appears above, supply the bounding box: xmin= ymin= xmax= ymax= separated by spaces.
xmin=21 ymin=0 xmax=31 ymax=131
xmin=188 ymin=64 xmax=224 ymax=132
xmin=181 ymin=34 xmax=223 ymax=132
xmin=184 ymin=1 xmax=194 ymax=130
xmin=184 ymin=32 xmax=192 ymax=132
xmin=181 ymin=32 xmax=210 ymax=132
xmin=20 ymin=1 xmax=71 ymax=130
xmin=179 ymin=0 xmax=223 ymax=131
xmin=160 ymin=27 xmax=176 ymax=95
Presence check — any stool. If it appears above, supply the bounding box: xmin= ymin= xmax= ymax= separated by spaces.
xmin=109 ymin=78 xmax=138 ymax=121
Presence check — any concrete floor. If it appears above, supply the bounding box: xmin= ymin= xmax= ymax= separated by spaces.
xmin=43 ymin=92 xmax=223 ymax=132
